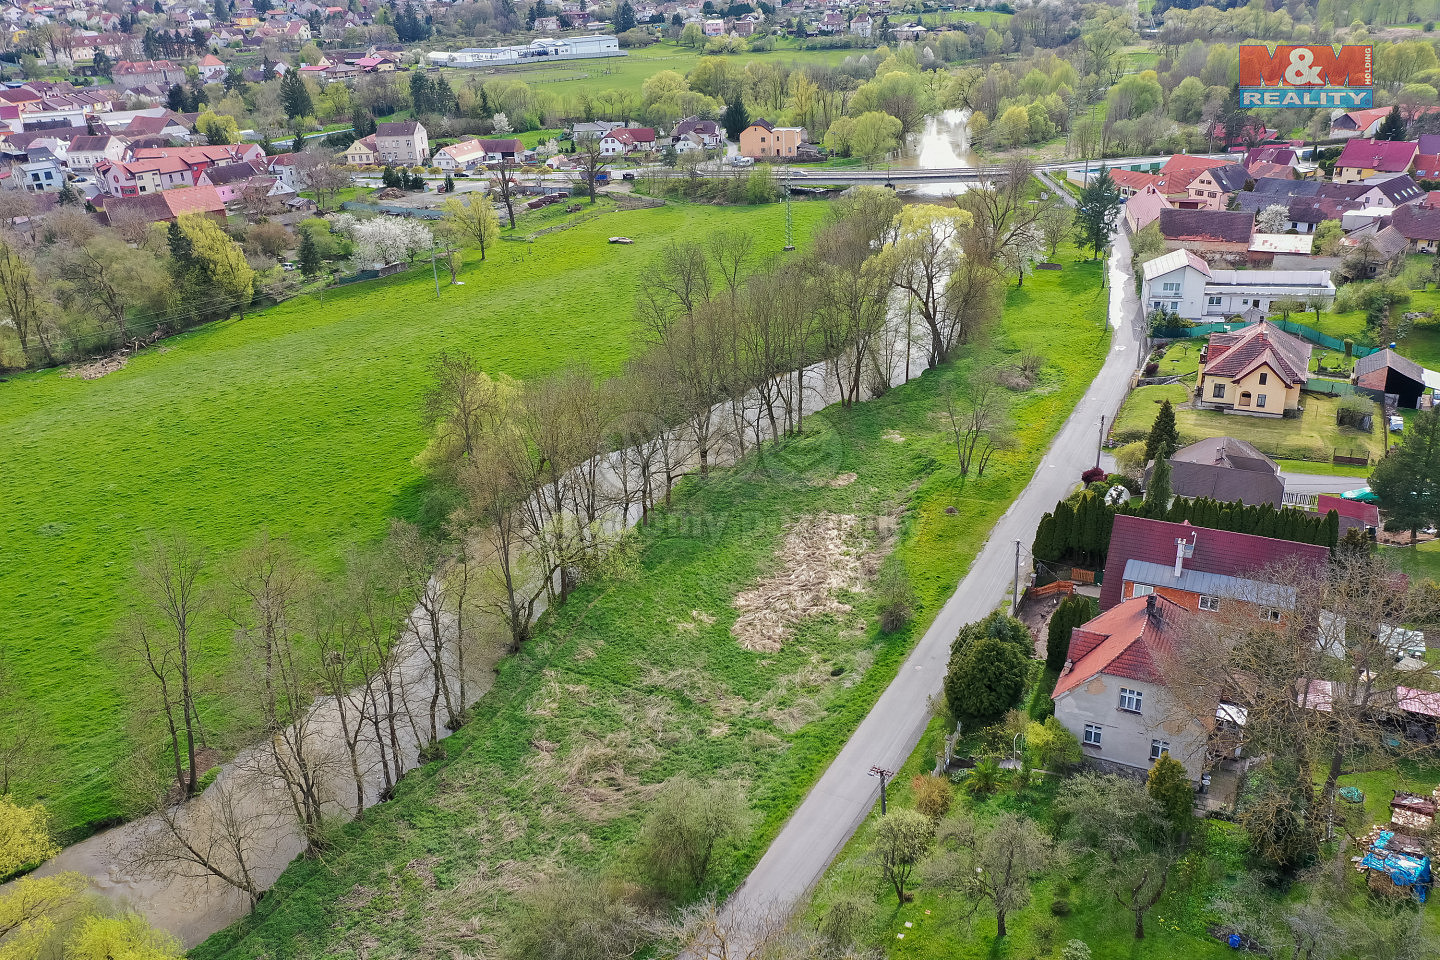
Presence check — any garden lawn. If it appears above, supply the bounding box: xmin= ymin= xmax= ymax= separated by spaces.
xmin=1312 ymin=288 xmax=1440 ymax=370
xmin=191 ymin=249 xmax=1111 ymax=960
xmin=0 ymin=200 xmax=830 ymax=838
xmin=1114 ymin=386 xmax=1385 ymax=464
xmin=440 ymin=41 xmax=859 ymax=98
xmin=1381 ymin=541 xmax=1440 ymax=583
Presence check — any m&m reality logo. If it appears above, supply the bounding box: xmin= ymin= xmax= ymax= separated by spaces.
xmin=1238 ymin=45 xmax=1373 ymax=107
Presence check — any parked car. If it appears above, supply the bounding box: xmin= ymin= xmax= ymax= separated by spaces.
xmin=730 ymin=155 xmax=754 ymax=167
xmin=621 ymin=172 xmax=635 ymax=180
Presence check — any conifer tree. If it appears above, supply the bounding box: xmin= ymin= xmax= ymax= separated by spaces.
xmin=1144 ymin=400 xmax=1179 ymax=464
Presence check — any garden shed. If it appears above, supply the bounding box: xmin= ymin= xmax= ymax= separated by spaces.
xmin=1355 ymin=349 xmax=1427 ymax=409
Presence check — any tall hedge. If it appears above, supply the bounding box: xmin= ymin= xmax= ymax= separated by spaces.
xmin=1046 ymin=594 xmax=1097 ymax=672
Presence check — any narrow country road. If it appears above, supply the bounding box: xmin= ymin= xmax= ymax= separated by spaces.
xmin=717 ymin=229 xmax=1146 ymax=934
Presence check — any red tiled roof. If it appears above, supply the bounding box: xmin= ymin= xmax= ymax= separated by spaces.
xmin=1156 ymin=154 xmax=1228 ymax=193
xmin=1203 ymin=319 xmax=1312 ymax=385
xmin=1110 ymin=169 xmax=1160 ymax=191
xmin=1099 ymin=515 xmax=1331 ymax=610
xmin=1052 ymin=594 xmax=1189 ymax=699
xmin=1391 ymin=203 xmax=1440 ymax=241
xmin=1414 ymin=154 xmax=1440 ymax=180
xmin=1336 ymin=137 xmax=1418 ymax=174
xmin=1159 ymin=208 xmax=1255 ymax=243
xmin=1335 ymin=106 xmax=1390 ymax=132
xmin=1316 ymin=494 xmax=1380 ymax=528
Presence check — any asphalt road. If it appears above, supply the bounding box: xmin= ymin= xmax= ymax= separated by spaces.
xmin=716 ymin=231 xmax=1147 ymax=935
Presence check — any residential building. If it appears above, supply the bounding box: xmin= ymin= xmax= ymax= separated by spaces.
xmin=1154 ymin=437 xmax=1285 ymax=507
xmin=65 ymin=134 xmax=125 ymax=172
xmin=1198 ymin=319 xmax=1313 ymax=416
xmin=739 ymin=118 xmax=805 ymax=159
xmin=1124 ymin=183 xmax=1172 ymax=233
xmin=1154 ymin=154 xmax=1230 ymax=201
xmin=1157 ymin=208 xmax=1255 ymax=258
xmin=1315 ymin=495 xmax=1381 ymax=537
xmin=1052 ymin=594 xmax=1210 ymax=781
xmin=671 ymin=116 xmax=722 ymax=148
xmin=1355 ymin=348 xmax=1429 ymax=408
xmin=344 ymin=133 xmax=378 ymax=165
xmin=20 ymin=157 xmax=64 ymax=192
xmin=599 ymin=127 xmax=656 ymax=156
xmin=1333 ymin=138 xmax=1418 ymax=184
xmin=849 ymin=12 xmax=871 ymax=36
xmin=1110 ymin=168 xmax=1162 ymax=198
xmin=1140 ymin=250 xmax=1335 ymax=322
xmin=100 ymin=183 xmax=226 ymax=225
xmin=433 ymin=139 xmax=489 ymax=172
xmin=703 ymin=17 xmax=724 ymax=34
xmin=1185 ymin=162 xmax=1251 ymax=210
xmin=1337 ymin=223 xmax=1409 ymax=276
xmin=197 ymin=53 xmax=227 ymax=82
xmin=112 ymin=59 xmax=186 ymax=90
xmin=1330 ymin=106 xmax=1392 ymax=138
xmin=1099 ymin=514 xmax=1331 ymax=612
xmin=375 ymin=120 xmax=428 ymax=165
xmin=1389 ymin=203 xmax=1440 ymax=252
xmin=571 ymin=120 xmax=622 ymax=141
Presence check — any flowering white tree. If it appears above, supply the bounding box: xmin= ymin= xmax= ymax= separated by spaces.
xmin=492 ymin=112 xmax=513 ymax=135
xmin=1257 ymin=203 xmax=1289 ymax=234
xmin=352 ymin=218 xmax=433 ymax=266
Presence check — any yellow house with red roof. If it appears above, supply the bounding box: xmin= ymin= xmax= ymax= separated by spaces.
xmin=1199 ymin=320 xmax=1312 ymax=416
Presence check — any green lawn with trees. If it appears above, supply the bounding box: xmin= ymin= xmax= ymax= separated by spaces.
xmin=190 ymin=242 xmax=1111 ymax=959
xmin=0 ymin=201 xmax=829 ymax=837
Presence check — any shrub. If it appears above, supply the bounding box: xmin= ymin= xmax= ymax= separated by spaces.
xmin=967 ymin=757 xmax=1001 ymax=798
xmin=876 ymin=558 xmax=915 ymax=634
xmin=1113 ymin=440 xmax=1148 ymax=475
xmin=1027 ymin=716 xmax=1083 ymax=772
xmin=1106 ymin=473 xmax=1136 ymax=494
xmin=1143 ymin=361 xmax=1159 ymax=376
xmin=1080 ymin=466 xmax=1106 ymax=485
xmin=1061 ymin=939 xmax=1090 ymax=959
xmin=1050 ymin=897 xmax=1072 ymax=917
xmin=910 ymin=774 xmax=952 ymax=821
xmin=945 ymin=637 xmax=1029 ymax=725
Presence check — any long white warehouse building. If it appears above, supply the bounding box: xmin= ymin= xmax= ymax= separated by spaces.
xmin=428 ymin=35 xmax=623 ymax=67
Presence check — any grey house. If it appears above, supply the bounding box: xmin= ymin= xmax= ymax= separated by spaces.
xmin=1146 ymin=437 xmax=1284 ymax=507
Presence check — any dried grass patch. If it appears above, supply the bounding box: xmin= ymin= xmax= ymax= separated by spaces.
xmin=731 ymin=514 xmax=871 ymax=653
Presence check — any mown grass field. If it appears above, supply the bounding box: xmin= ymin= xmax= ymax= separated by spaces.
xmin=440 ymin=40 xmax=862 ymax=97
xmin=1114 ymin=384 xmax=1386 ymax=465
xmin=192 ymin=248 xmax=1111 ymax=959
xmin=0 ymin=200 xmax=830 ymax=836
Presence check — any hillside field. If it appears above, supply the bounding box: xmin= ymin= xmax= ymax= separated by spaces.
xmin=0 ymin=200 xmax=830 ymax=836
xmin=439 ymin=40 xmax=862 ymax=96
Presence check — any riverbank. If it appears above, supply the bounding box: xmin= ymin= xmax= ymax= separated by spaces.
xmin=192 ymin=245 xmax=1111 ymax=959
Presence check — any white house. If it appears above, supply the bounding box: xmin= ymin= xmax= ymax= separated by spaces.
xmin=1140 ymin=250 xmax=1335 ymax=321
xmin=703 ymin=18 xmax=725 ymax=35
xmin=599 ymin=127 xmax=656 ymax=156
xmin=849 ymin=13 xmax=872 ymax=37
xmin=1052 ymin=594 xmax=1210 ymax=782
xmin=65 ymin=134 xmax=126 ymax=172
xmin=20 ymin=157 xmax=64 ymax=192
xmin=433 ymin=138 xmax=489 ymax=172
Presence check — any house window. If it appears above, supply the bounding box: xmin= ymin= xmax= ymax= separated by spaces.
xmin=1259 ymin=372 xmax=1268 ymax=385
xmin=1083 ymin=724 xmax=1103 ymax=746
xmin=1161 ymin=281 xmax=1181 ymax=293
xmin=1199 ymin=595 xmax=1220 ymax=612
xmin=1152 ymin=301 xmax=1162 ymax=310
xmin=1256 ymin=394 xmax=1267 ymax=408
xmin=1259 ymin=608 xmax=1281 ymax=622
xmin=1170 ymin=302 xmax=1180 ymax=312
xmin=1212 ymin=383 xmax=1225 ymax=399
xmin=1208 ymin=296 xmax=1222 ymax=306
xmin=1150 ymin=739 xmax=1171 ymax=761
xmin=1119 ymin=687 xmax=1143 ymax=713
xmin=1239 ymin=391 xmax=1252 ymax=407
xmin=1131 ymin=583 xmax=1154 ymax=598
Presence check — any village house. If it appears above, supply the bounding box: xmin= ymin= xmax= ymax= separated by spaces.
xmin=198 ymin=161 xmax=294 ymax=204
xmin=64 ymin=134 xmax=126 ymax=173
xmin=1198 ymin=319 xmax=1314 ymax=416
xmin=433 ymin=139 xmax=488 ymax=172
xmin=197 ymin=53 xmax=227 ymax=83
xmin=739 ymin=118 xmax=805 ymax=159
xmin=1109 ymin=168 xmax=1161 ymax=198
xmin=1124 ymin=183 xmax=1172 ymax=233
xmin=1388 ymin=203 xmax=1440 ymax=253
xmin=100 ymin=183 xmax=226 ymax=225
xmin=112 ymin=59 xmax=186 ymax=90
xmin=598 ymin=127 xmax=656 ymax=157
xmin=1330 ymin=106 xmax=1392 ymax=138
xmin=19 ymin=157 xmax=64 ymax=192
xmin=343 ymin=133 xmax=378 ymax=165
xmin=849 ymin=12 xmax=871 ymax=36
xmin=1185 ymin=162 xmax=1251 ymax=211
xmin=671 ymin=116 xmax=722 ymax=148
xmin=1099 ymin=514 xmax=1332 ymax=613
xmin=1158 ymin=208 xmax=1255 ymax=258
xmin=375 ymin=120 xmax=428 ymax=165
xmin=1154 ymin=154 xmax=1229 ymax=202
xmin=1152 ymin=437 xmax=1286 ymax=508
xmin=1141 ymin=252 xmax=1333 ymax=325
xmin=1334 ymin=138 xmax=1418 ymax=184
xmin=1052 ymin=594 xmax=1210 ymax=781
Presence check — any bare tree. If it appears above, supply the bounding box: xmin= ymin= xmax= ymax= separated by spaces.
xmin=1039 ymin=196 xmax=1072 ymax=259
xmin=492 ymin=158 xmax=519 ymax=227
xmin=227 ymin=534 xmax=339 ymax=852
xmin=118 ymin=764 xmax=286 ymax=912
xmin=387 ymin=521 xmax=456 ymax=746
xmin=957 ymin=156 xmax=1043 ymax=274
xmin=118 ymin=535 xmax=209 ymax=799
xmin=575 ymin=137 xmax=610 ymax=204
xmin=458 ymin=440 xmax=545 ymax=651
xmin=294 ymin=152 xmax=348 ymax=212
xmin=940 ymin=370 xmax=1009 ymax=477
xmin=0 ymin=233 xmax=51 ymax=364
xmin=809 ymin=205 xmax=895 ymax=408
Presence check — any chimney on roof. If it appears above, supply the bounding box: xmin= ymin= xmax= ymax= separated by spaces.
xmin=1174 ymin=533 xmax=1196 ymax=577
xmin=1146 ymin=593 xmax=1157 ymax=617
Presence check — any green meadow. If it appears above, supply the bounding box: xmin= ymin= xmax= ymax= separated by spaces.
xmin=0 ymin=201 xmax=829 ymax=836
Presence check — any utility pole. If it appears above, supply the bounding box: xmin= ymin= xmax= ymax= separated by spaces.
xmin=1095 ymin=415 xmax=1105 ymax=470
xmin=1012 ymin=540 xmax=1021 ymax=615
xmin=782 ymin=163 xmax=794 ymax=251
xmin=868 ymin=765 xmax=894 ymax=814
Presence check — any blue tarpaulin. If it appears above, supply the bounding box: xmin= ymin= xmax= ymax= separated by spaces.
xmin=1361 ymin=832 xmax=1433 ymax=902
